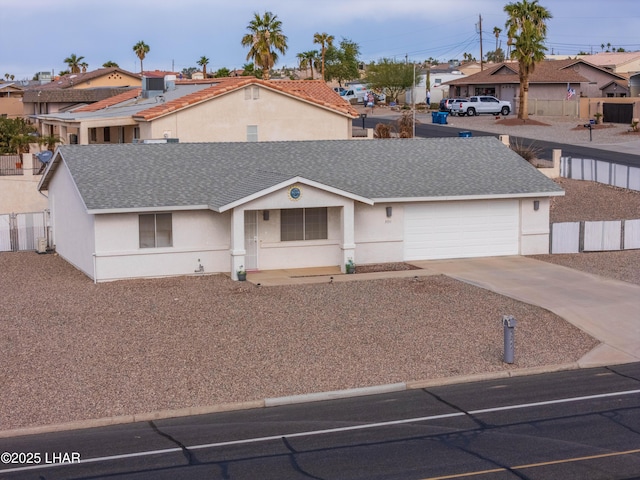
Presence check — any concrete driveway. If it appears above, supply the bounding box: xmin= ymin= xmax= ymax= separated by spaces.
xmin=415 ymin=256 xmax=640 ymax=367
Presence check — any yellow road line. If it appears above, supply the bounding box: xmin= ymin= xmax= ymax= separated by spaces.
xmin=423 ymin=448 xmax=640 ymax=480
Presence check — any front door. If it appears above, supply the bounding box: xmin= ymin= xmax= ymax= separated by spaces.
xmin=244 ymin=211 xmax=258 ymax=270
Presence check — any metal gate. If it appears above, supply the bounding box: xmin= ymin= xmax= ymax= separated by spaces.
xmin=603 ymin=103 xmax=633 ymax=124
xmin=0 ymin=212 xmax=47 ymax=252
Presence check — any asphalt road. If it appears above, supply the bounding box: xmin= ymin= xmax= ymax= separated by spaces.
xmin=360 ymin=117 xmax=640 ymax=168
xmin=2 ymin=363 xmax=639 ymax=479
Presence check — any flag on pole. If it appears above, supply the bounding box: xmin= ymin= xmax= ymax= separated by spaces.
xmin=566 ymin=82 xmax=576 ymax=99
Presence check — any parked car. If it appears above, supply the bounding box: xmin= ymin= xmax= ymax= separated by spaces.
xmin=450 ymin=95 xmax=511 ymax=116
xmin=439 ymin=98 xmax=466 ymax=112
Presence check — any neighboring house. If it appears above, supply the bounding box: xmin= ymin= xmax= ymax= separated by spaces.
xmin=0 ymin=83 xmax=25 ymax=118
xmin=577 ymin=52 xmax=640 ymax=75
xmin=37 ymin=138 xmax=563 ymax=282
xmin=33 ymin=76 xmax=359 ymax=145
xmin=22 ymin=67 xmax=141 ymax=134
xmin=427 ymin=63 xmax=468 ymax=104
xmin=444 ymin=59 xmax=631 ymax=115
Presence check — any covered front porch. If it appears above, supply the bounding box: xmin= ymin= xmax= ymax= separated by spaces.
xmin=224 ymin=179 xmax=371 ymax=280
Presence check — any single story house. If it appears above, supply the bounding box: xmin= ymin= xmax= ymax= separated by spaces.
xmin=37 ymin=138 xmax=564 ymax=282
xmin=445 ymin=59 xmax=630 ymax=116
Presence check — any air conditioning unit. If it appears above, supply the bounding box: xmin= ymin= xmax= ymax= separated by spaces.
xmin=36 ymin=237 xmax=47 ymax=254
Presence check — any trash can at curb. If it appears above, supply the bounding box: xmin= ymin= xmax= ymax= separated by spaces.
xmin=503 ymin=315 xmax=517 ymax=364
xmin=458 ymin=131 xmax=472 ymax=138
xmin=439 ymin=112 xmax=449 ymax=124
xmin=432 ymin=111 xmax=438 ymax=124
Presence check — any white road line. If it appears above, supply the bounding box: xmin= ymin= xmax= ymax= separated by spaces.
xmin=3 ymin=388 xmax=640 ymax=474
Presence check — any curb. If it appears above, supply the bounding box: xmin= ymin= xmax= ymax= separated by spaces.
xmin=0 ymin=362 xmax=594 ymax=440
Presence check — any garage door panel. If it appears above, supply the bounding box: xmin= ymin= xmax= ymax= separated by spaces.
xmin=404 ymin=200 xmax=519 ymax=260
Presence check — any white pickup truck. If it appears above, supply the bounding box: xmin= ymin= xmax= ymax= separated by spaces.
xmin=450 ymin=96 xmax=511 ymax=116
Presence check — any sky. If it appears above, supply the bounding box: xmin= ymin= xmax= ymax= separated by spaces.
xmin=1 ymin=0 xmax=639 ymax=81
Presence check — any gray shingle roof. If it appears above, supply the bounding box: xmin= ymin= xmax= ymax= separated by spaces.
xmin=45 ymin=138 xmax=564 ymax=212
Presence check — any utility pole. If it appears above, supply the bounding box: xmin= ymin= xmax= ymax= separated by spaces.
xmin=479 ymin=14 xmax=484 ymax=71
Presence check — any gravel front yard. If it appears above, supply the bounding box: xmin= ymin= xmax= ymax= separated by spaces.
xmin=1 ymin=252 xmax=598 ymax=431
xmin=1 ymin=178 xmax=638 ymax=432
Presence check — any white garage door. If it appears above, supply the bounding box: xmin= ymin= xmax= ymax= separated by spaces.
xmin=404 ymin=200 xmax=519 ymax=260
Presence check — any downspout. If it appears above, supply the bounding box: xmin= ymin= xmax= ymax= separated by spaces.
xmin=93 ymin=253 xmax=97 ymax=284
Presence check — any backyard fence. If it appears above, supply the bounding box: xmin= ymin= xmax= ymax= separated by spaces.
xmin=550 ymin=219 xmax=640 ymax=254
xmin=551 ymin=156 xmax=640 ymax=253
xmin=526 ymin=99 xmax=579 ymax=117
xmin=561 ymin=156 xmax=640 ymax=192
xmin=0 ymin=211 xmax=48 ymax=252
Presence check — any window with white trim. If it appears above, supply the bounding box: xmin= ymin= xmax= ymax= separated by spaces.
xmin=280 ymin=208 xmax=327 ymax=241
xmin=139 ymin=213 xmax=172 ymax=248
xmin=247 ymin=125 xmax=258 ymax=142
xmin=244 ymin=86 xmax=260 ymax=100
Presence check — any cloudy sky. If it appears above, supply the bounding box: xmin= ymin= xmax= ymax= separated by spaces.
xmin=2 ymin=0 xmax=639 ymax=80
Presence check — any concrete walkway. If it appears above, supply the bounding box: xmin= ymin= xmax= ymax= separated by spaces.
xmin=246 ymin=256 xmax=640 ymax=367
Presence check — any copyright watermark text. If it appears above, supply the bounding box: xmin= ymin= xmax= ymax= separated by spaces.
xmin=1 ymin=451 xmax=81 ymax=465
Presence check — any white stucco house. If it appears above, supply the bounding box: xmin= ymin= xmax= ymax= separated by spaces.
xmin=37 ymin=138 xmax=564 ymax=282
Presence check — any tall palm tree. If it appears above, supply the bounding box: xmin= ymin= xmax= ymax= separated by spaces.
xmin=133 ymin=41 xmax=150 ymax=74
xmin=504 ymin=0 xmax=552 ymax=120
xmin=197 ymin=56 xmax=210 ymax=77
xmin=64 ymin=54 xmax=85 ymax=74
xmin=493 ymin=26 xmax=502 ymax=52
xmin=241 ymin=11 xmax=288 ymax=81
xmin=313 ymin=32 xmax=334 ymax=81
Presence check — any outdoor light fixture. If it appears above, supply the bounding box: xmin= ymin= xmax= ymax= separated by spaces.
xmin=360 ymin=113 xmax=367 ymax=129
xmin=386 ymin=206 xmax=392 ymax=218
xmin=263 ymin=210 xmax=270 ymax=221
xmin=533 ymin=200 xmax=540 ymax=211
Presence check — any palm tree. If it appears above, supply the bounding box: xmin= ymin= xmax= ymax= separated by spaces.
xmin=299 ymin=50 xmax=318 ymax=79
xmin=313 ymin=32 xmax=334 ymax=81
xmin=504 ymin=0 xmax=552 ymax=120
xmin=64 ymin=54 xmax=85 ymax=74
xmin=493 ymin=26 xmax=502 ymax=52
xmin=133 ymin=41 xmax=150 ymax=74
xmin=80 ymin=62 xmax=88 ymax=73
xmin=103 ymin=61 xmax=119 ymax=68
xmin=197 ymin=56 xmax=210 ymax=77
xmin=241 ymin=11 xmax=288 ymax=81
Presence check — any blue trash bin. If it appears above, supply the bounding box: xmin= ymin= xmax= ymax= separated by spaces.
xmin=458 ymin=131 xmax=472 ymax=137
xmin=432 ymin=111 xmax=438 ymax=124
xmin=439 ymin=112 xmax=449 ymax=124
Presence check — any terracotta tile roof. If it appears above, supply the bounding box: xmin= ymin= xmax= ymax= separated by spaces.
xmin=133 ymin=78 xmax=358 ymax=121
xmin=73 ymin=88 xmax=142 ymax=112
xmin=446 ymin=59 xmax=627 ymax=86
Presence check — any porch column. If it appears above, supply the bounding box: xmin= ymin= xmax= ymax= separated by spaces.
xmin=230 ymin=208 xmax=245 ymax=280
xmin=340 ymin=201 xmax=356 ymax=273
xmin=78 ymin=124 xmax=89 ymax=145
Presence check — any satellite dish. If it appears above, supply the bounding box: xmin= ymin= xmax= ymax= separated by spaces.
xmin=36 ymin=150 xmax=53 ymax=163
